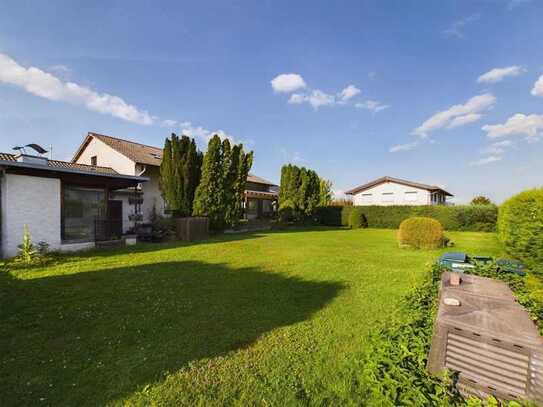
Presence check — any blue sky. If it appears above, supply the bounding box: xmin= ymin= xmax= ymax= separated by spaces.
xmin=1 ymin=0 xmax=542 ymax=203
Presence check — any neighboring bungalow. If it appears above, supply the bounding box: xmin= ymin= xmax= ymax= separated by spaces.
xmin=0 ymin=151 xmax=147 ymax=258
xmin=345 ymin=176 xmax=453 ymax=206
xmin=72 ymin=132 xmax=278 ymax=225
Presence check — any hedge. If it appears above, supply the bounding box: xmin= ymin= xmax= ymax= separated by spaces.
xmin=316 ymin=204 xmax=497 ymax=232
xmin=498 ymin=188 xmax=543 ymax=270
xmin=348 ymin=207 xmax=368 ymax=229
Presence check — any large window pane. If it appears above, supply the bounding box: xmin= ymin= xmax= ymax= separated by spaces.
xmin=63 ymin=186 xmax=105 ymax=242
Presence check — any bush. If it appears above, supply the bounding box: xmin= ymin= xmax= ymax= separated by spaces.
xmin=278 ymin=199 xmax=296 ymax=223
xmin=349 ymin=208 xmax=368 ymax=229
xmin=333 ymin=204 xmax=497 ymax=231
xmin=498 ymin=188 xmax=543 ymax=270
xmin=398 ymin=217 xmax=444 ymax=249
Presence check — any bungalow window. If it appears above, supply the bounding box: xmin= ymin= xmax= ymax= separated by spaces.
xmin=360 ymin=193 xmax=373 ymax=203
xmin=381 ymin=192 xmax=394 ymax=203
xmin=62 ymin=186 xmax=106 ymax=242
xmin=404 ymin=191 xmax=418 ymax=202
xmin=90 ymin=156 xmax=97 ymax=166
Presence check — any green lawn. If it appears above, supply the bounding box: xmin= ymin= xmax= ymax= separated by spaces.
xmin=0 ymin=228 xmax=504 ymax=406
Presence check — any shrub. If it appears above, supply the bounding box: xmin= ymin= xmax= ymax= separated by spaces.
xmin=349 ymin=208 xmax=368 ymax=229
xmin=498 ymin=188 xmax=543 ymax=269
xmin=398 ymin=217 xmax=444 ymax=249
xmin=278 ymin=199 xmax=296 ymax=223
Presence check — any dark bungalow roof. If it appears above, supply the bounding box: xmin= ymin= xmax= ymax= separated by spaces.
xmin=345 ymin=176 xmax=453 ymax=197
xmin=0 ymin=153 xmax=148 ymax=182
xmin=247 ymin=174 xmax=278 ymax=187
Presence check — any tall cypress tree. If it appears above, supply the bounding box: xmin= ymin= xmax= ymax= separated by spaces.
xmin=159 ymin=133 xmax=202 ymax=216
xmin=159 ymin=136 xmax=175 ymax=211
xmin=193 ymin=135 xmax=225 ymax=229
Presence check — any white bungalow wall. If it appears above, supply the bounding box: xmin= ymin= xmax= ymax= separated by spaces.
xmin=351 ymin=181 xmax=433 ymax=206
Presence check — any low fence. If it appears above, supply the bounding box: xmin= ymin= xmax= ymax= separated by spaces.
xmin=176 ymin=217 xmax=209 ymax=242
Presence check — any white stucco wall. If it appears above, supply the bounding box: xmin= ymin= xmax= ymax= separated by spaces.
xmin=351 ymin=181 xmax=432 ymax=206
xmin=75 ymin=137 xmax=136 ymax=175
xmin=1 ymin=174 xmax=62 ymax=258
xmin=140 ymin=166 xmax=166 ymax=222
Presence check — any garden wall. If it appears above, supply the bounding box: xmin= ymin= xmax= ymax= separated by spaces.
xmin=498 ymin=188 xmax=543 ymax=269
xmin=316 ymin=204 xmax=497 ymax=232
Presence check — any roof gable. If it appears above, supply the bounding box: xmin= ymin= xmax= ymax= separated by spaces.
xmin=72 ymin=132 xmax=162 ymax=166
xmin=345 ymin=176 xmax=453 ymax=196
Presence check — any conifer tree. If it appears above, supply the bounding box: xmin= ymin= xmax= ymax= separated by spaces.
xmin=193 ymin=135 xmax=225 ymax=229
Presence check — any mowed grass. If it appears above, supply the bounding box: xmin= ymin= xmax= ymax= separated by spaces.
xmin=0 ymin=228 xmax=503 ymax=406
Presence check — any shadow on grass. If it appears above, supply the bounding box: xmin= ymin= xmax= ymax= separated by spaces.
xmin=0 ymin=261 xmax=343 ymax=406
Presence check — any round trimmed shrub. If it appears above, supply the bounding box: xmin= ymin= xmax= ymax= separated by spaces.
xmin=349 ymin=208 xmax=368 ymax=229
xmin=398 ymin=217 xmax=444 ymax=249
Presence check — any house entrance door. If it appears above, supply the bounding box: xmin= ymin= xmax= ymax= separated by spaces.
xmin=107 ymin=200 xmax=123 ymax=239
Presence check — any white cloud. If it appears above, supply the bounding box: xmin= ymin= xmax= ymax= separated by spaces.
xmin=481 ymin=140 xmax=513 ymax=155
xmin=443 ymin=14 xmax=480 ymax=39
xmin=288 ymin=89 xmax=335 ymax=109
xmin=0 ymin=53 xmax=155 ymax=125
xmin=531 ymin=75 xmax=543 ymax=96
xmin=470 ymin=155 xmax=502 ymax=166
xmin=412 ymin=93 xmax=496 ymax=137
xmin=356 ymin=100 xmax=390 ymax=113
xmin=178 ymin=121 xmax=237 ymax=145
xmin=447 ymin=113 xmax=482 ymax=129
xmin=477 ymin=66 xmax=525 ymax=83
xmin=161 ymin=119 xmax=178 ymax=127
xmin=271 ymin=73 xmax=306 ymax=93
xmin=482 ymin=113 xmax=543 ymax=140
xmin=274 ymin=74 xmax=363 ymax=110
xmin=389 ymin=141 xmax=418 ymax=153
xmin=338 ymin=84 xmax=361 ymax=102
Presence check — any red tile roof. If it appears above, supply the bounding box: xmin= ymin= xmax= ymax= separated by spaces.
xmin=73 ymin=132 xmax=163 ymax=166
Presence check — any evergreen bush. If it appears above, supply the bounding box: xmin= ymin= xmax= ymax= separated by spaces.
xmin=498 ymin=188 xmax=543 ymax=269
xmin=398 ymin=217 xmax=444 ymax=249
xmin=348 ymin=208 xmax=368 ymax=229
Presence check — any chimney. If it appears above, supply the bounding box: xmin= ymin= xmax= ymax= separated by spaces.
xmin=16 ymin=153 xmax=49 ymax=166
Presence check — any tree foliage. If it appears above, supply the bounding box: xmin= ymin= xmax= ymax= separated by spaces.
xmin=470 ymin=195 xmax=492 ymax=205
xmin=279 ymin=164 xmax=324 ymax=221
xmin=159 ymin=133 xmax=202 ymax=217
xmin=193 ymin=135 xmax=253 ymax=229
xmin=319 ymin=178 xmax=333 ymax=206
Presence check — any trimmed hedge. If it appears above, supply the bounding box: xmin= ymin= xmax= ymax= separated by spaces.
xmin=317 ymin=204 xmax=497 ymax=232
xmin=398 ymin=217 xmax=444 ymax=249
xmin=498 ymin=188 xmax=543 ymax=269
xmin=348 ymin=208 xmax=368 ymax=229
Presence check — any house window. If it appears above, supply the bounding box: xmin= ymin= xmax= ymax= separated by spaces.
xmin=90 ymin=156 xmax=97 ymax=166
xmin=381 ymin=192 xmax=394 ymax=203
xmin=360 ymin=193 xmax=373 ymax=204
xmin=404 ymin=191 xmax=418 ymax=202
xmin=62 ymin=186 xmax=106 ymax=242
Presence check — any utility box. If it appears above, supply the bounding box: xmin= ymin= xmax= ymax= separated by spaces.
xmin=428 ymin=272 xmax=543 ymax=403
